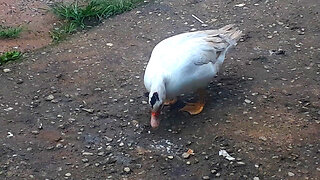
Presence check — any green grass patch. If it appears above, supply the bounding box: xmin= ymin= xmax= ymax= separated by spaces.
xmin=50 ymin=0 xmax=143 ymax=41
xmin=50 ymin=22 xmax=78 ymax=42
xmin=0 ymin=51 xmax=22 ymax=66
xmin=0 ymin=26 xmax=23 ymax=39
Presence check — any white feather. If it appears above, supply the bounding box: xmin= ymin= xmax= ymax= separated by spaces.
xmin=144 ymin=24 xmax=243 ymax=100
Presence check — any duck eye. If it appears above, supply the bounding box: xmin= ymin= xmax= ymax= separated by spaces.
xmin=150 ymin=92 xmax=159 ymax=108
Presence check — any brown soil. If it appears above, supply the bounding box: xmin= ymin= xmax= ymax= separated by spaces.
xmin=0 ymin=0 xmax=59 ymax=53
xmin=0 ymin=0 xmax=320 ymax=180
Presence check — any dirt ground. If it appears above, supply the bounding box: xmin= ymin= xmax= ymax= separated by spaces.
xmin=1 ymin=0 xmax=320 ymax=179
xmin=0 ymin=0 xmax=60 ymax=53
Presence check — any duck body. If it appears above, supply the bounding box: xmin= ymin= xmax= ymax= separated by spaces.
xmin=144 ymin=32 xmax=218 ymax=99
xmin=144 ymin=24 xmax=243 ymax=128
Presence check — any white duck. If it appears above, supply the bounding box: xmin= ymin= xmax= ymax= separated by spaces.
xmin=144 ymin=24 xmax=243 ymax=128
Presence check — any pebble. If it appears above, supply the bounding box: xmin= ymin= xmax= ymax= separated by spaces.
xmin=244 ymin=99 xmax=252 ymax=104
xmin=105 ymin=145 xmax=112 ymax=150
xmin=3 ymin=68 xmax=11 ymax=73
xmin=253 ymin=177 xmax=260 ymax=180
xmin=288 ymin=172 xmax=295 ymax=176
xmin=4 ymin=107 xmax=13 ymax=111
xmin=45 ymin=94 xmax=54 ymax=101
xmin=56 ymin=143 xmax=63 ymax=148
xmin=16 ymin=79 xmax=24 ymax=84
xmin=237 ymin=161 xmax=246 ymax=165
xmin=259 ymin=136 xmax=267 ymax=141
xmin=7 ymin=132 xmax=14 ymax=138
xmin=182 ymin=152 xmax=190 ymax=159
xmin=82 ymin=152 xmax=93 ymax=156
xmin=202 ymin=175 xmax=210 ymax=179
xmin=65 ymin=173 xmax=71 ymax=177
xmin=105 ymin=136 xmax=113 ymax=142
xmin=216 ymin=173 xmax=221 ymax=177
xmin=124 ymin=167 xmax=131 ymax=173
xmin=31 ymin=130 xmax=39 ymax=135
xmin=82 ymin=108 xmax=94 ymax=113
xmin=142 ymin=101 xmax=148 ymax=104
xmin=235 ymin=3 xmax=245 ymax=7
xmin=98 ymin=152 xmax=104 ymax=156
xmin=167 ymin=155 xmax=174 ymax=159
xmin=106 ymin=43 xmax=113 ymax=47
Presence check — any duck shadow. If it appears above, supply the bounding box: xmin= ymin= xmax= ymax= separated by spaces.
xmin=156 ymin=74 xmax=250 ymax=132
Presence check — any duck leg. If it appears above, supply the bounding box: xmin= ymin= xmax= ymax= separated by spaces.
xmin=164 ymin=98 xmax=177 ymax=106
xmin=179 ymin=89 xmax=206 ymax=115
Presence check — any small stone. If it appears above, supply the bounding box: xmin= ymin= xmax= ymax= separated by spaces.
xmin=216 ymin=173 xmax=221 ymax=177
xmin=7 ymin=132 xmax=13 ymax=138
xmin=45 ymin=95 xmax=54 ymax=101
xmin=167 ymin=155 xmax=174 ymax=159
xmin=82 ymin=158 xmax=89 ymax=163
xmin=244 ymin=99 xmax=252 ymax=104
xmin=253 ymin=177 xmax=260 ymax=180
xmin=4 ymin=107 xmax=13 ymax=111
xmin=142 ymin=101 xmax=148 ymax=105
xmin=182 ymin=152 xmax=190 ymax=159
xmin=106 ymin=43 xmax=113 ymax=47
xmin=3 ymin=68 xmax=11 ymax=73
xmin=105 ymin=136 xmax=113 ymax=142
xmin=119 ymin=142 xmax=124 ymax=147
xmin=82 ymin=152 xmax=93 ymax=156
xmin=202 ymin=175 xmax=210 ymax=179
xmin=16 ymin=79 xmax=24 ymax=84
xmin=237 ymin=161 xmax=246 ymax=165
xmin=56 ymin=143 xmax=63 ymax=148
xmin=259 ymin=136 xmax=267 ymax=141
xmin=65 ymin=173 xmax=71 ymax=177
xmin=106 ymin=145 xmax=112 ymax=151
xmin=31 ymin=130 xmax=39 ymax=135
xmin=124 ymin=167 xmax=131 ymax=173
xmin=211 ymin=169 xmax=216 ymax=174
xmin=82 ymin=108 xmax=94 ymax=113
xmin=186 ymin=161 xmax=191 ymax=165
xmin=235 ymin=3 xmax=245 ymax=7
xmin=288 ymin=172 xmax=295 ymax=176
xmin=132 ymin=120 xmax=139 ymax=126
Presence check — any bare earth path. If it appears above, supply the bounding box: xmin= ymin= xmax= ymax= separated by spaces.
xmin=0 ymin=0 xmax=320 ymax=179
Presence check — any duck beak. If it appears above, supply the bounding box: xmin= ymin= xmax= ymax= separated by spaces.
xmin=150 ymin=111 xmax=160 ymax=129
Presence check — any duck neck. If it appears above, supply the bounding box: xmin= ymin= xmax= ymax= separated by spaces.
xmin=150 ymin=77 xmax=166 ymax=102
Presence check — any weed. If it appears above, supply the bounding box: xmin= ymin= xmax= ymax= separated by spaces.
xmin=0 ymin=26 xmax=23 ymax=39
xmin=50 ymin=22 xmax=77 ymax=42
xmin=52 ymin=0 xmax=142 ymax=27
xmin=50 ymin=0 xmax=143 ymax=41
xmin=0 ymin=51 xmax=22 ymax=65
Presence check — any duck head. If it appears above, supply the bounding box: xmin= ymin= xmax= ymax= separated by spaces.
xmin=148 ymin=92 xmax=163 ymax=128
xmin=148 ymin=82 xmax=166 ymax=128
